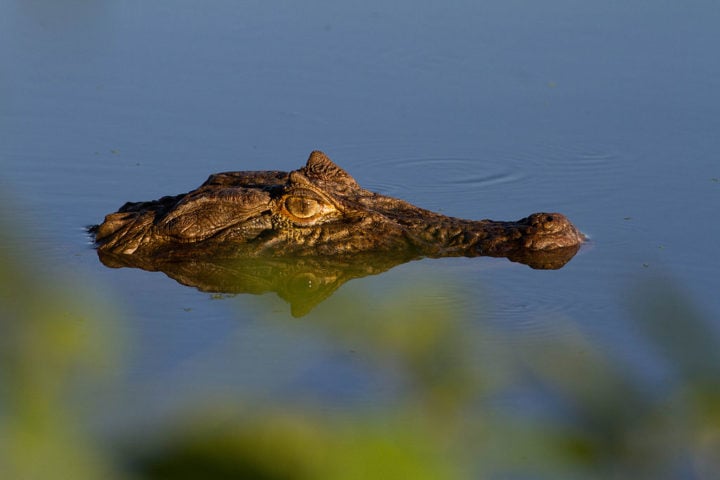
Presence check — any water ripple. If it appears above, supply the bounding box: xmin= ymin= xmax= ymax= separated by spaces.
xmin=359 ymin=155 xmax=525 ymax=211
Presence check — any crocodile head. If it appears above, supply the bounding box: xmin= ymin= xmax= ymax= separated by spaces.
xmin=92 ymin=151 xmax=584 ymax=268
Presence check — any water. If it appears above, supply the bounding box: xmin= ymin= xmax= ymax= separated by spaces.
xmin=2 ymin=0 xmax=720 ymax=476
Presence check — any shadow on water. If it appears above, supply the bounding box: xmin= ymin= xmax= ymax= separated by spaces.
xmin=2 ymin=208 xmax=720 ymax=479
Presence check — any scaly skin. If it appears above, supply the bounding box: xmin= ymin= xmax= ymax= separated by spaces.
xmin=92 ymin=151 xmax=584 ymax=265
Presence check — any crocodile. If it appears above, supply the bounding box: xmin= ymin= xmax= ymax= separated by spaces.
xmin=91 ymin=150 xmax=584 ymax=266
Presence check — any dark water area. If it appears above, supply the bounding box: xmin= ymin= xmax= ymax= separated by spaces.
xmin=2 ymin=0 xmax=720 ymax=477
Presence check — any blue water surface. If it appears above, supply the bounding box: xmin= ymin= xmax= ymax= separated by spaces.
xmin=2 ymin=0 xmax=719 ymax=445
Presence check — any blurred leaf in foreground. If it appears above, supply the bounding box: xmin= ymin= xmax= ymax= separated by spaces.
xmin=126 ymin=410 xmax=460 ymax=480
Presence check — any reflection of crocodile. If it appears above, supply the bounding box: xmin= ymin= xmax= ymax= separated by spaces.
xmin=91 ymin=151 xmax=583 ymax=313
xmin=97 ymin=246 xmax=581 ymax=317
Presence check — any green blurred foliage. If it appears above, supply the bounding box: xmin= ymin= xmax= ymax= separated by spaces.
xmin=1 ymin=209 xmax=719 ymax=479
xmin=0 ymin=216 xmax=122 ymax=479
xmin=129 ymin=412 xmax=459 ymax=480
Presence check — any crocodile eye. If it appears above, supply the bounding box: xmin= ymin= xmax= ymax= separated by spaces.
xmin=284 ymin=196 xmax=322 ymax=219
xmin=280 ymin=188 xmax=339 ymax=224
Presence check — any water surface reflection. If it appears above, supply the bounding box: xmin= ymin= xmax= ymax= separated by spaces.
xmin=97 ymin=244 xmax=581 ymax=317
